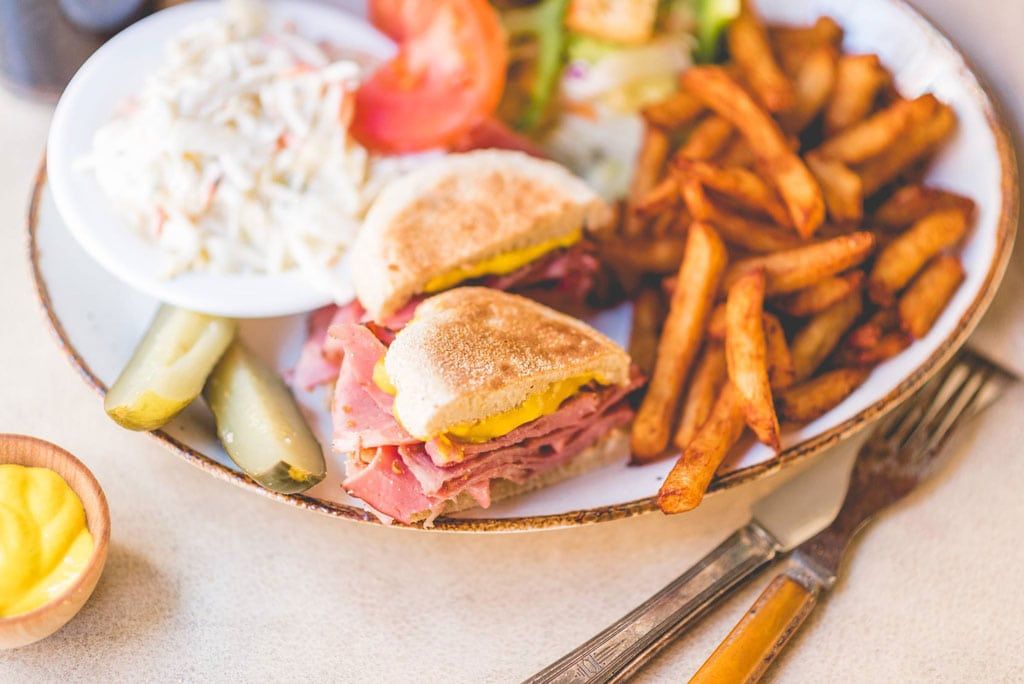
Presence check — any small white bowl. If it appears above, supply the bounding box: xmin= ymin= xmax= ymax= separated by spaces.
xmin=46 ymin=0 xmax=393 ymax=318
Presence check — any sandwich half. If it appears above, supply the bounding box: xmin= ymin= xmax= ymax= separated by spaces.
xmin=293 ymin=150 xmax=612 ymax=390
xmin=331 ymin=287 xmax=639 ymax=524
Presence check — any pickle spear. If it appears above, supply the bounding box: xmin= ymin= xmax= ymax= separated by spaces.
xmin=105 ymin=306 xmax=236 ymax=431
xmin=203 ymin=341 xmax=326 ymax=494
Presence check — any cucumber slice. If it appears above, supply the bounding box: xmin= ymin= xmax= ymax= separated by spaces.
xmin=695 ymin=0 xmax=740 ymax=63
xmin=105 ymin=306 xmax=236 ymax=431
xmin=203 ymin=341 xmax=325 ymax=494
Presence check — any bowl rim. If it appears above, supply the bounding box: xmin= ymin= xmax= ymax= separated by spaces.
xmin=0 ymin=434 xmax=111 ymax=624
xmin=27 ymin=0 xmax=1019 ymax=532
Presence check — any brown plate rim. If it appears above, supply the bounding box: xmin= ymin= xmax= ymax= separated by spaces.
xmin=26 ymin=0 xmax=1019 ymax=532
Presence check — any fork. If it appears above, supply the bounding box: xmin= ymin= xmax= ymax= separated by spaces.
xmin=689 ymin=349 xmax=1011 ymax=683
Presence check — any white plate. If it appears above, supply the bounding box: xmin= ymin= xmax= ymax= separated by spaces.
xmin=46 ymin=0 xmax=393 ymax=318
xmin=31 ymin=0 xmax=1016 ymax=530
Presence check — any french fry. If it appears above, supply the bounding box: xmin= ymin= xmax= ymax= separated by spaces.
xmin=715 ymin=135 xmax=758 ymax=168
xmin=658 ymin=382 xmax=746 ymax=513
xmin=790 ymin=292 xmax=863 ymax=381
xmin=681 ymin=66 xmax=825 ymax=237
xmin=763 ymin=313 xmax=796 ymax=391
xmin=707 ymin=302 xmax=727 ymax=340
xmin=777 ymin=367 xmax=871 ymax=423
xmin=874 ymin=184 xmax=975 ymax=230
xmin=774 ymin=271 xmax=864 ymax=317
xmin=845 ymin=307 xmax=898 ymax=349
xmin=679 ymin=178 xmax=801 ymax=253
xmin=825 ymin=54 xmax=889 ymax=135
xmin=898 ymin=255 xmax=965 ymax=338
xmin=642 ymin=89 xmax=704 ymax=129
xmin=673 ymin=343 xmax=728 ymax=450
xmin=771 ymin=17 xmax=843 ymax=75
xmin=728 ymin=0 xmax=796 ymax=112
xmin=724 ymin=232 xmax=876 ymax=294
xmin=625 ymin=124 xmax=671 ymax=235
xmin=779 ymin=44 xmax=837 ymax=133
xmin=629 ymin=288 xmax=666 ymax=377
xmin=599 ymin=235 xmax=687 ymax=274
xmin=858 ymin=101 xmax=956 ymax=195
xmin=676 ymin=114 xmax=735 ymax=161
xmin=675 ymin=159 xmax=791 ymax=226
xmin=806 ymin=153 xmax=863 ymax=224
xmin=836 ymin=331 xmax=911 ymax=366
xmin=633 ymin=176 xmax=680 ymax=217
xmin=817 ymin=95 xmax=937 ymax=164
xmin=632 ymin=223 xmax=728 ymax=459
xmin=868 ymin=207 xmax=968 ymax=305
xmin=725 ymin=269 xmax=781 ymax=450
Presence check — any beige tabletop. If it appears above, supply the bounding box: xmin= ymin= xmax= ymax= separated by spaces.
xmin=3 ymin=2 xmax=1024 ymax=681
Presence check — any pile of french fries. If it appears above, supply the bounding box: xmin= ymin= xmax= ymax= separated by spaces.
xmin=610 ymin=1 xmax=974 ymax=514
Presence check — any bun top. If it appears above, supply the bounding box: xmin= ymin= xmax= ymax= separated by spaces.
xmin=384 ymin=287 xmax=631 ymax=439
xmin=351 ymin=150 xmax=611 ymax=320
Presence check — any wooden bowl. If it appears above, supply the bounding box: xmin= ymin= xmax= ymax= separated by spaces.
xmin=0 ymin=434 xmax=110 ymax=649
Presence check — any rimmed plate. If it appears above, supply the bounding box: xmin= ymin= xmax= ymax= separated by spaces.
xmin=30 ymin=0 xmax=1017 ymax=531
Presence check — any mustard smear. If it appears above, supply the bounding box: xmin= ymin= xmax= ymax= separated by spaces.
xmin=422 ymin=229 xmax=582 ymax=293
xmin=0 ymin=465 xmax=94 ymax=617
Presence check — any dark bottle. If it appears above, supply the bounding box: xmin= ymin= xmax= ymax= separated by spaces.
xmin=0 ymin=0 xmax=153 ymax=102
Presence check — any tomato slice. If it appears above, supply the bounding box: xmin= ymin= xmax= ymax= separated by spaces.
xmin=354 ymin=0 xmax=508 ymax=153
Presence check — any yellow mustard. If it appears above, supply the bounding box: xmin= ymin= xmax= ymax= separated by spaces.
xmin=0 ymin=465 xmax=95 ymax=618
xmin=422 ymin=229 xmax=582 ymax=293
xmin=373 ymin=358 xmax=603 ymax=447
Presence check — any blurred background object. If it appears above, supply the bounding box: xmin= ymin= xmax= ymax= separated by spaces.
xmin=0 ymin=0 xmax=153 ymax=101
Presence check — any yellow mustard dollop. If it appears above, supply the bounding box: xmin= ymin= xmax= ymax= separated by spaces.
xmin=0 ymin=465 xmax=94 ymax=618
xmin=422 ymin=229 xmax=582 ymax=294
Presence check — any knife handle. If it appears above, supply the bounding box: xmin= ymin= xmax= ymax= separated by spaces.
xmin=690 ymin=570 xmax=821 ymax=684
xmin=524 ymin=522 xmax=779 ymax=684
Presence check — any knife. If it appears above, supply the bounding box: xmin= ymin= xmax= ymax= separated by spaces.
xmin=524 ymin=430 xmax=863 ymax=684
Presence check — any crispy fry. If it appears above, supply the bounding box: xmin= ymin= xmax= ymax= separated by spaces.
xmin=642 ymin=89 xmax=705 ymax=129
xmin=868 ymin=207 xmax=968 ymax=305
xmin=679 ymin=178 xmax=801 ymax=253
xmin=658 ymin=382 xmax=746 ymax=513
xmin=898 ymin=255 xmax=965 ymax=338
xmin=790 ymin=292 xmax=863 ymax=381
xmin=771 ymin=17 xmax=843 ymax=74
xmin=858 ymin=101 xmax=956 ymax=195
xmin=625 ymin=124 xmax=671 ymax=235
xmin=728 ymin=1 xmax=795 ymax=112
xmin=629 ymin=288 xmax=666 ymax=377
xmin=676 ymin=114 xmax=735 ymax=162
xmin=681 ymin=66 xmax=825 ymax=237
xmin=825 ymin=54 xmax=889 ymax=135
xmin=817 ymin=95 xmax=936 ymax=164
xmin=676 ymin=159 xmax=791 ymax=226
xmin=874 ymin=184 xmax=975 ymax=230
xmin=724 ymin=232 xmax=876 ymax=295
xmin=763 ymin=313 xmax=795 ymax=391
xmin=715 ymin=135 xmax=758 ymax=168
xmin=633 ymin=176 xmax=680 ymax=217
xmin=846 ymin=308 xmax=898 ymax=350
xmin=600 ymin=235 xmax=687 ymax=274
xmin=779 ymin=44 xmax=836 ymax=133
xmin=777 ymin=367 xmax=870 ymax=423
xmin=837 ymin=331 xmax=911 ymax=366
xmin=707 ymin=302 xmax=727 ymax=340
xmin=773 ymin=271 xmax=864 ymax=316
xmin=632 ymin=223 xmax=728 ymax=459
xmin=725 ymin=269 xmax=781 ymax=449
xmin=806 ymin=153 xmax=863 ymax=225
xmin=673 ymin=343 xmax=728 ymax=451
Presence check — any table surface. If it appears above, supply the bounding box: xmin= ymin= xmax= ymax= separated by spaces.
xmin=3 ymin=1 xmax=1024 ymax=681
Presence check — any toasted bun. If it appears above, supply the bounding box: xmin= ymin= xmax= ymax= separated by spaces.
xmin=351 ymin=150 xmax=612 ymax=319
xmin=411 ymin=429 xmax=629 ymax=523
xmin=385 ymin=287 xmax=631 ymax=440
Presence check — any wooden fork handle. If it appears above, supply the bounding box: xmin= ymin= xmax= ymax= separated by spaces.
xmin=690 ymin=571 xmax=821 ymax=684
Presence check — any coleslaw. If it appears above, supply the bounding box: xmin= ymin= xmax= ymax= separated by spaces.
xmin=79 ymin=0 xmax=421 ymax=299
